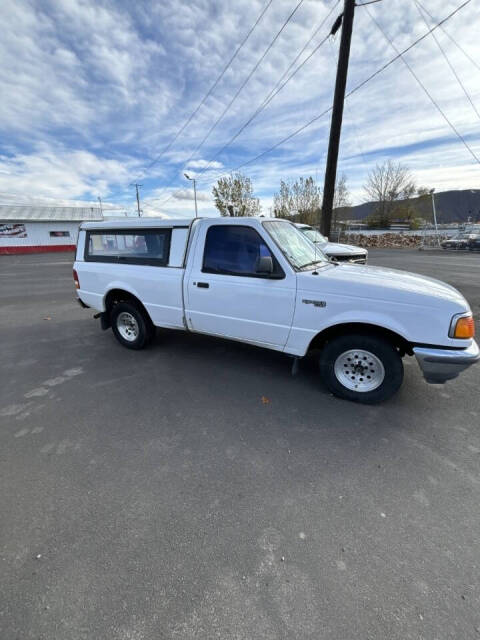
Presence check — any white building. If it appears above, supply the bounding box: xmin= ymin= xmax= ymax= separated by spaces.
xmin=0 ymin=206 xmax=104 ymax=254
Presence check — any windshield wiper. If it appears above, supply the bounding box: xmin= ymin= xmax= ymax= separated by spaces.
xmin=298 ymin=259 xmax=325 ymax=270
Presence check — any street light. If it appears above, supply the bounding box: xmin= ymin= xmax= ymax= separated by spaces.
xmin=184 ymin=173 xmax=198 ymax=218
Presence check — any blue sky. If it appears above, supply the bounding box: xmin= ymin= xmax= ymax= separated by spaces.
xmin=0 ymin=0 xmax=479 ymax=216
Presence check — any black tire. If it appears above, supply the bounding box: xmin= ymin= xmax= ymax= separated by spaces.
xmin=319 ymin=333 xmax=404 ymax=404
xmin=110 ymin=301 xmax=155 ymax=350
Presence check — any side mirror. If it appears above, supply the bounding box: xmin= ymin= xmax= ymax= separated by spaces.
xmin=256 ymin=255 xmax=273 ymax=274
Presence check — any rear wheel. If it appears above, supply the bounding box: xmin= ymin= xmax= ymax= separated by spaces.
xmin=319 ymin=333 xmax=403 ymax=404
xmin=110 ymin=301 xmax=154 ymax=350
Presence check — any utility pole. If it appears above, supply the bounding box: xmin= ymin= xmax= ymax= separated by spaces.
xmin=131 ymin=183 xmax=142 ymax=217
xmin=321 ymin=0 xmax=356 ymax=238
xmin=430 ymin=188 xmax=438 ymax=232
xmin=97 ymin=196 xmax=103 ymax=217
xmin=420 ymin=187 xmax=441 ymax=250
xmin=430 ymin=188 xmax=441 ymax=247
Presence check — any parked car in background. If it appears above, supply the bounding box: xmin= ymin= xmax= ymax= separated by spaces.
xmin=441 ymin=233 xmax=478 ymax=250
xmin=73 ymin=217 xmax=478 ymax=404
xmin=295 ymin=223 xmax=368 ymax=264
xmin=468 ymin=235 xmax=480 ymax=251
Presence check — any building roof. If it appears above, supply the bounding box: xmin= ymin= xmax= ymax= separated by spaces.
xmin=0 ymin=205 xmax=104 ymax=222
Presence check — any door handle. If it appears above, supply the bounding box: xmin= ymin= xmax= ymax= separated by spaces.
xmin=196 ymin=282 xmax=209 ymax=288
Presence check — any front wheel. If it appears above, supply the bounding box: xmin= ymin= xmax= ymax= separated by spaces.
xmin=319 ymin=334 xmax=404 ymax=404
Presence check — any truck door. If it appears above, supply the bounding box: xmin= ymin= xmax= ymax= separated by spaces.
xmin=184 ymin=222 xmax=296 ymax=350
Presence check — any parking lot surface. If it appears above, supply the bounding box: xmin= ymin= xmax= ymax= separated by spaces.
xmin=1 ymin=249 xmax=480 ymax=639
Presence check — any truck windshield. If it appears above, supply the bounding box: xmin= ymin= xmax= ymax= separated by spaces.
xmin=263 ymin=220 xmax=328 ymax=270
xmin=302 ymin=227 xmax=327 ymax=244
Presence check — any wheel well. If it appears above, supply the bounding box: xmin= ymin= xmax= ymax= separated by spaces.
xmin=104 ymin=289 xmax=152 ymax=323
xmin=308 ymin=322 xmax=412 ymax=356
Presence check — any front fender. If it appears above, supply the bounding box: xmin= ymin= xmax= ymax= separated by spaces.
xmin=284 ymin=308 xmax=411 ymax=357
xmin=285 ymin=291 xmax=447 ymax=356
xmin=316 ymin=310 xmax=411 ymax=341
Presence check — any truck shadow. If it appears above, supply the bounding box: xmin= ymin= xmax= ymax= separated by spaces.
xmin=142 ymin=327 xmax=422 ymax=421
xmin=75 ymin=318 xmax=454 ymax=464
xmin=91 ymin=326 xmax=441 ymax=482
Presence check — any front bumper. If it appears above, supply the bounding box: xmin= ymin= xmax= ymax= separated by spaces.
xmin=413 ymin=340 xmax=480 ymax=384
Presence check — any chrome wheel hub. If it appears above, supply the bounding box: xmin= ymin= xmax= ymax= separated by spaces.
xmin=334 ymin=349 xmax=385 ymax=392
xmin=117 ymin=312 xmax=139 ymax=342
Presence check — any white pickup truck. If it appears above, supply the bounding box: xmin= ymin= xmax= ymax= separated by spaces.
xmin=73 ymin=217 xmax=478 ymax=404
xmin=295 ymin=223 xmax=368 ymax=264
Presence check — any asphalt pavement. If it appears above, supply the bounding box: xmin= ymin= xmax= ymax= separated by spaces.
xmin=1 ymin=249 xmax=480 ymax=639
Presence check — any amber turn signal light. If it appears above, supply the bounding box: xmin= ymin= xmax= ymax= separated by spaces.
xmin=453 ymin=315 xmax=475 ymax=339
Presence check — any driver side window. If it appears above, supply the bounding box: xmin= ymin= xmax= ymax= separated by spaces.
xmin=202 ymin=225 xmax=281 ymax=277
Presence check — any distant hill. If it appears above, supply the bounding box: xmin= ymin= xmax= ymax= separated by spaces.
xmin=336 ymin=189 xmax=480 ymax=224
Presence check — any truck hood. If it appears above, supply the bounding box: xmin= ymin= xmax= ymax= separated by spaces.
xmin=298 ymin=263 xmax=469 ymax=311
xmin=323 ymin=241 xmax=367 ymax=256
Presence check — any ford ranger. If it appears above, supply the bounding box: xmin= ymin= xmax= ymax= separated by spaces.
xmin=73 ymin=217 xmax=478 ymax=404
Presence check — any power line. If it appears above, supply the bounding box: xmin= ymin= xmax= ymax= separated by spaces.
xmin=415 ymin=0 xmax=480 ymax=73
xmin=197 ymin=0 xmax=478 ymax=183
xmin=366 ymin=4 xmax=480 ymax=165
xmin=207 ymin=34 xmax=332 ymax=164
xmin=132 ymin=0 xmax=274 ymax=182
xmin=195 ymin=106 xmax=332 ymax=182
xmin=177 ymin=0 xmax=307 ymax=172
xmin=153 ymin=0 xmax=476 ymax=210
xmin=150 ymin=0 xmax=309 ymax=208
xmin=194 ymin=0 xmax=341 ymax=177
xmin=257 ymin=0 xmax=341 ymax=111
xmin=413 ymin=0 xmax=480 ymax=121
xmin=152 ymin=19 xmax=333 ymax=211
xmin=154 ymin=1 xmax=339 ymax=207
xmin=343 ymin=1 xmax=475 ymax=98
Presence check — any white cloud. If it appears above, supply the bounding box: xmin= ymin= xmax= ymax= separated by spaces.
xmin=185 ymin=159 xmax=223 ymax=170
xmin=171 ymin=188 xmax=210 ymax=201
xmin=0 ymin=191 xmax=124 ymax=210
xmin=0 ymin=145 xmax=139 ymax=200
xmin=0 ymin=0 xmax=479 ymax=210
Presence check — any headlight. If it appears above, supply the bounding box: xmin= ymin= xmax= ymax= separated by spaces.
xmin=449 ymin=313 xmax=475 ymax=339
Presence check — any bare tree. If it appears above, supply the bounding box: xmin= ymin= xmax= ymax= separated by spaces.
xmin=364 ymin=160 xmax=416 ymax=228
xmin=212 ymin=173 xmax=261 ymax=217
xmin=332 ymin=173 xmax=351 ymax=230
xmin=273 ymin=180 xmax=292 ymax=219
xmin=273 ymin=176 xmax=322 ymax=225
